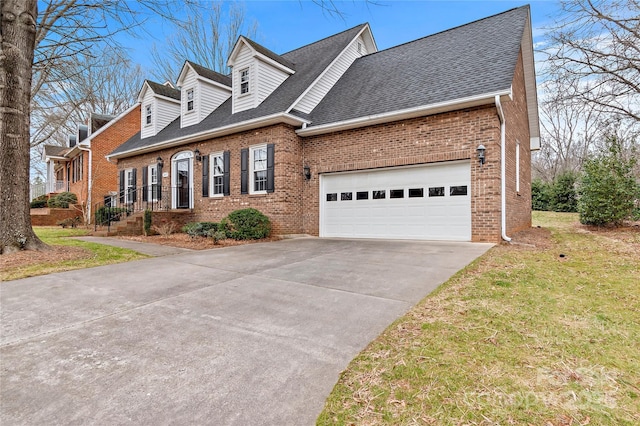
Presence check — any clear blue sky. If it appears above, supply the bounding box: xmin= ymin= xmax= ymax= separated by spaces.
xmin=135 ymin=0 xmax=560 ymax=73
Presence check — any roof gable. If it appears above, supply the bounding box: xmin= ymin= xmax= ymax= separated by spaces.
xmin=138 ymin=80 xmax=181 ymax=103
xmin=177 ymin=61 xmax=232 ymax=89
xmin=228 ymin=36 xmax=296 ymax=74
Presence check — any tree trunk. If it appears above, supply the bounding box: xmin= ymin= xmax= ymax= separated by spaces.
xmin=1 ymin=0 xmax=47 ymax=254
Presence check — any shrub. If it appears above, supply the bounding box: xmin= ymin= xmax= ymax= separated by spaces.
xmin=224 ymin=208 xmax=271 ymax=240
xmin=48 ymin=192 xmax=77 ymax=208
xmin=182 ymin=221 xmax=219 ymax=238
xmin=152 ymin=221 xmax=177 ymax=238
xmin=578 ymin=139 xmax=639 ymax=226
xmin=30 ymin=195 xmax=48 ymax=209
xmin=95 ymin=206 xmax=129 ymax=225
xmin=207 ymin=229 xmax=228 ymax=245
xmin=550 ymin=171 xmax=578 ymax=213
xmin=531 ymin=179 xmax=553 ymax=211
xmin=143 ymin=210 xmax=152 ymax=236
xmin=58 ymin=216 xmax=82 ymax=228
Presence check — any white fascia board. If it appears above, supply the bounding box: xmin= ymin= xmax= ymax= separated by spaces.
xmin=197 ymin=76 xmax=232 ymax=91
xmin=45 ymin=155 xmax=69 ymax=162
xmin=155 ymin=94 xmax=181 ymax=104
xmin=82 ymin=103 xmax=141 ymax=147
xmin=176 ymin=62 xmax=193 ymax=86
xmin=227 ymin=36 xmax=250 ymax=68
xmin=255 ymin=53 xmax=295 ymax=75
xmin=296 ymin=90 xmax=511 ymax=137
xmin=107 ymin=113 xmax=310 ymax=160
xmin=521 ymin=11 xmax=541 ymax=148
xmin=287 ymin=25 xmax=372 ymax=114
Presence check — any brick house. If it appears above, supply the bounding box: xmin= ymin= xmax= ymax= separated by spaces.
xmin=107 ymin=6 xmax=539 ymax=242
xmin=41 ymin=105 xmax=141 ymax=222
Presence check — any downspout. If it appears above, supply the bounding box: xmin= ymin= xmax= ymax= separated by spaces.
xmin=495 ymin=95 xmax=511 ymax=242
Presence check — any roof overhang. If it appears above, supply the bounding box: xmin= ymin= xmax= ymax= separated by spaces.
xmin=521 ymin=8 xmax=540 ymax=151
xmin=227 ymin=36 xmax=295 ymax=75
xmin=296 ymin=90 xmax=512 ymax=137
xmin=107 ymin=113 xmax=310 ymax=160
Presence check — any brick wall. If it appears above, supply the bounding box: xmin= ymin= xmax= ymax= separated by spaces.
xmin=116 ymin=123 xmax=305 ymax=235
xmin=91 ymin=106 xmax=141 ymax=210
xmin=301 ymin=106 xmax=504 ymax=242
xmin=502 ymin=49 xmax=533 ymax=236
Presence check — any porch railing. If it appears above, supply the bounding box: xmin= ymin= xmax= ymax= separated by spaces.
xmin=94 ymin=185 xmax=188 ymax=232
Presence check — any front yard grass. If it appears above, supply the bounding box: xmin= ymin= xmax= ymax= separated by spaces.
xmin=318 ymin=212 xmax=640 ymax=425
xmin=1 ymin=227 xmax=148 ymax=281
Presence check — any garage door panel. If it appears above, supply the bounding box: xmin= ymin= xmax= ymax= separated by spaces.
xmin=321 ymin=162 xmax=471 ymax=241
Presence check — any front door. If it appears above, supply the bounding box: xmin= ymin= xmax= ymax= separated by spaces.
xmin=176 ymin=159 xmax=190 ymax=209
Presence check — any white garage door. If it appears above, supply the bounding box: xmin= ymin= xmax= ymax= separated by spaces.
xmin=320 ymin=161 xmax=471 ymax=241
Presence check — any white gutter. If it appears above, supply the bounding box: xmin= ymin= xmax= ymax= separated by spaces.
xmin=495 ymin=95 xmax=511 ymax=242
xmin=108 ymin=112 xmax=310 ymax=160
xmin=296 ymin=90 xmax=511 ymax=137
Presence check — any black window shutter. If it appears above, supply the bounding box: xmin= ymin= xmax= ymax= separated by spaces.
xmin=223 ymin=151 xmax=230 ymax=196
xmin=142 ymin=166 xmax=148 ymax=202
xmin=157 ymin=163 xmax=163 ymax=200
xmin=202 ymin=155 xmax=209 ymax=197
xmin=119 ymin=170 xmax=125 ymax=204
xmin=241 ymin=148 xmax=248 ymax=194
xmin=266 ymin=143 xmax=275 ymax=193
xmin=131 ymin=168 xmax=137 ymax=202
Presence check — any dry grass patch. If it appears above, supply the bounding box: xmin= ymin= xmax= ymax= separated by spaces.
xmin=318 ymin=212 xmax=640 ymax=425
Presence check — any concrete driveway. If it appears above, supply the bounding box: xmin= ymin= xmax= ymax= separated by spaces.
xmin=1 ymin=238 xmax=492 ymax=425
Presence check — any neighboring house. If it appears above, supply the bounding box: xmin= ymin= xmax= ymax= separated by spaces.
xmin=41 ymin=106 xmax=141 ymax=221
xmin=107 ymin=6 xmax=539 ymax=243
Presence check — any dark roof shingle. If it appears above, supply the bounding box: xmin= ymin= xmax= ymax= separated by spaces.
xmin=145 ymin=80 xmax=181 ymax=100
xmin=186 ymin=61 xmax=232 ymax=87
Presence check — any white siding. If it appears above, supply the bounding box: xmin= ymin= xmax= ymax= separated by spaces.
xmin=199 ymin=83 xmax=231 ymax=121
xmin=140 ymin=90 xmax=156 ymax=139
xmin=257 ymin=60 xmax=289 ymax=105
xmin=232 ymin=46 xmax=256 ymax=114
xmin=155 ymin=98 xmax=180 ymax=135
xmin=180 ymin=70 xmax=199 ymax=128
xmin=293 ymin=36 xmax=368 ymax=114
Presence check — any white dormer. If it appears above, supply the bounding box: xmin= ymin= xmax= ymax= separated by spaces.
xmin=227 ymin=37 xmax=296 ymax=114
xmin=138 ymin=80 xmax=181 ymax=139
xmin=290 ymin=25 xmax=377 ymax=114
xmin=176 ymin=61 xmax=232 ymax=128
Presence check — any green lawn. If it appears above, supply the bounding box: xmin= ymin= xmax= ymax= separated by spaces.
xmin=1 ymin=227 xmax=148 ymax=281
xmin=318 ymin=212 xmax=640 ymax=425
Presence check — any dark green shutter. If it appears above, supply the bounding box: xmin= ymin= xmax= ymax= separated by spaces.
xmin=223 ymin=151 xmax=230 ymax=196
xmin=241 ymin=148 xmax=248 ymax=194
xmin=119 ymin=170 xmax=125 ymax=204
xmin=266 ymin=143 xmax=274 ymax=193
xmin=157 ymin=163 xmax=163 ymax=200
xmin=202 ymin=155 xmax=209 ymax=197
xmin=142 ymin=166 xmax=148 ymax=202
xmin=131 ymin=168 xmax=137 ymax=202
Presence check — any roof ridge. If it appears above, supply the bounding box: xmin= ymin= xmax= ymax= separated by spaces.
xmin=368 ymin=6 xmax=529 ymax=56
xmin=281 ymin=23 xmax=368 ymax=57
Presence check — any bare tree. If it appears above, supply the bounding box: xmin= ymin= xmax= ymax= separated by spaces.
xmin=1 ymin=0 xmax=47 ymax=253
xmin=150 ymin=2 xmax=257 ymax=82
xmin=546 ymin=0 xmax=640 ymax=123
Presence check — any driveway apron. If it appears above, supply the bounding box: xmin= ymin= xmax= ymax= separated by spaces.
xmin=1 ymin=238 xmax=492 ymax=425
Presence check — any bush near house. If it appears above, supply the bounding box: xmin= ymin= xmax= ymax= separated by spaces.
xmin=223 ymin=208 xmax=271 ymax=240
xmin=578 ymin=140 xmax=638 ymax=226
xmin=531 ymin=172 xmax=578 ymax=213
xmin=30 ymin=195 xmax=48 ymax=208
xmin=47 ymin=192 xmax=77 ymax=208
xmin=182 ymin=221 xmax=219 ymax=238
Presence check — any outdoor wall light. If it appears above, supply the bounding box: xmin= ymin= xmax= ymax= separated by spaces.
xmin=476 ymin=144 xmax=486 ymax=166
xmin=194 ymin=148 xmax=202 ymax=162
xmin=156 ymin=157 xmax=164 ymax=168
xmin=303 ymin=165 xmax=311 ymax=180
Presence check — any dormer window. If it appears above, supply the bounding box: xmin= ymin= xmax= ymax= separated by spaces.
xmin=145 ymin=105 xmax=152 ymax=126
xmin=186 ymin=88 xmax=194 ymax=112
xmin=240 ymin=68 xmax=250 ymax=94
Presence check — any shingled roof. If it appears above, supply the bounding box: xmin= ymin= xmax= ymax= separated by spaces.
xmin=111 ymin=6 xmax=533 ymax=158
xmin=144 ymin=80 xmax=181 ymax=100
xmin=185 ymin=61 xmax=232 ymax=87
xmin=243 ymin=37 xmax=296 ymax=71
xmin=308 ymin=6 xmax=529 ymax=127
xmin=111 ymin=24 xmax=367 ymax=156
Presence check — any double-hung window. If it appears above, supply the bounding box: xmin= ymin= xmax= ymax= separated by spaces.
xmin=251 ymin=145 xmax=267 ymax=193
xmin=186 ymin=88 xmax=194 ymax=112
xmin=240 ymin=68 xmax=250 ymax=94
xmin=211 ymin=152 xmax=224 ymax=196
xmin=148 ymin=165 xmax=158 ymax=201
xmin=125 ymin=169 xmax=135 ymax=203
xmin=145 ymin=104 xmax=152 ymax=126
